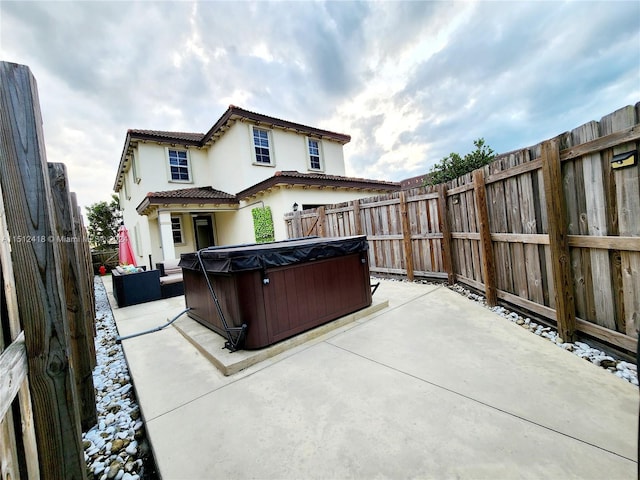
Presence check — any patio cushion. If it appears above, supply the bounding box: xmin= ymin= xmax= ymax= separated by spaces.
xmin=162 ymin=258 xmax=182 ymax=276
xmin=159 ymin=273 xmax=183 ymax=285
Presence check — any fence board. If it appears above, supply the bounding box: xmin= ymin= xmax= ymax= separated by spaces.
xmin=458 ymin=183 xmax=473 ymax=279
xmin=515 ymin=150 xmax=545 ymax=304
xmin=1 ymin=410 xmax=20 ymax=480
xmin=428 ymin=196 xmax=440 ymax=271
xmin=563 ymin=156 xmax=591 ymax=321
xmin=0 ymin=333 xmax=27 ymax=420
xmin=437 ymin=185 xmax=454 ymax=283
xmin=48 ymin=163 xmax=97 ymax=430
xmin=0 ymin=173 xmax=39 ymax=479
xmin=574 ymin=121 xmax=616 ymax=329
xmin=462 ymin=188 xmax=480 ymax=283
xmin=504 ymin=152 xmax=528 ymax=298
xmin=449 ymin=180 xmax=467 ymax=278
xmin=71 ymin=193 xmax=97 ymax=359
xmin=603 ymin=105 xmax=640 ymax=337
xmin=487 ymin=161 xmax=513 ymax=293
xmin=400 ymin=192 xmax=414 ymax=280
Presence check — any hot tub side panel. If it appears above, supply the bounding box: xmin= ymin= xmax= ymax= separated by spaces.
xmin=263 ymin=252 xmax=372 ymax=344
xmin=182 ymin=268 xmax=270 ymax=348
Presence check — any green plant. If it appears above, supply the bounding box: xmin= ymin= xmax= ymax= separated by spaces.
xmin=86 ymin=194 xmax=122 ymax=249
xmin=252 ymin=206 xmax=275 ymax=243
xmin=425 ymin=138 xmax=496 ymax=186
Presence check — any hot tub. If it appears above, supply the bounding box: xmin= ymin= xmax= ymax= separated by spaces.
xmin=179 ymin=236 xmax=372 ymax=350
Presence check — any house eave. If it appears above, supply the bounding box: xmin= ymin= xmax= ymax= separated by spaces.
xmin=113 ymin=132 xmax=204 ymax=192
xmin=136 ymin=196 xmax=239 ymax=216
xmin=236 ymin=172 xmax=400 ymax=200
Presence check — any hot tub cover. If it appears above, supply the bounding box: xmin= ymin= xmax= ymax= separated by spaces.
xmin=179 ymin=236 xmax=368 ymax=273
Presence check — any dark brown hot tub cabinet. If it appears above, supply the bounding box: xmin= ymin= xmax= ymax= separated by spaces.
xmin=179 ymin=236 xmax=372 ymax=350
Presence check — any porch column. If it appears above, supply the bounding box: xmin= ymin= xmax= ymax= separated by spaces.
xmin=158 ymin=210 xmax=176 ymax=260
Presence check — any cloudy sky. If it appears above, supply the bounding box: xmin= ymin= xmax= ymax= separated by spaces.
xmin=1 ymin=0 xmax=638 ymax=214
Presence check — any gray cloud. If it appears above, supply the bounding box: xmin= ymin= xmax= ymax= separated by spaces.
xmin=1 ymin=0 xmax=637 ymax=210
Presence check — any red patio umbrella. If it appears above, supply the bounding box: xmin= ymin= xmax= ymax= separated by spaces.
xmin=118 ymin=224 xmax=137 ymax=266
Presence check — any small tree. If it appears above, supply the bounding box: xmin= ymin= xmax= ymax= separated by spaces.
xmin=425 ymin=138 xmax=496 ymax=186
xmin=86 ymin=194 xmax=122 ymax=249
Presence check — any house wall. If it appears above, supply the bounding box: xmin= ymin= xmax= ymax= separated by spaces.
xmin=213 ymin=210 xmax=249 ymax=246
xmin=207 ymin=121 xmax=348 ymax=194
xmin=133 ymin=143 xmax=211 ymax=196
xmin=266 ymin=188 xmax=380 ymax=241
xmin=148 ymin=217 xmax=162 ymax=266
xmin=206 ymin=121 xmax=252 ymax=194
xmin=115 ymin=119 xmax=362 ymax=263
xmin=212 ymin=186 xmax=374 ymax=245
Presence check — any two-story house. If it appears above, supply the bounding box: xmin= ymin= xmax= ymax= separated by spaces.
xmin=113 ymin=105 xmax=400 ymax=268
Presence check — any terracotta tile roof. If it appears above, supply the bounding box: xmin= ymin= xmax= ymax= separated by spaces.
xmin=237 ymin=171 xmax=400 ymax=199
xmin=127 ymin=129 xmax=205 ymax=143
xmin=202 ymin=105 xmax=351 ymax=146
xmin=400 ymin=173 xmax=432 ymax=190
xmin=136 ymin=186 xmax=238 ymax=215
xmin=145 ymin=186 xmax=236 ymax=200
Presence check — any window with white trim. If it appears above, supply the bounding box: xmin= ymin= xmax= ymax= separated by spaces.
xmin=307 ymin=137 xmax=323 ymax=171
xmin=252 ymin=127 xmax=273 ymax=165
xmin=168 ymin=149 xmax=191 ymax=182
xmin=171 ymin=216 xmax=183 ymax=244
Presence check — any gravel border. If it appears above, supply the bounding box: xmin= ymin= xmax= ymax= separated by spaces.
xmin=82 ymin=276 xmax=158 ymax=480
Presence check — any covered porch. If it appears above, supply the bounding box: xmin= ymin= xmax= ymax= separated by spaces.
xmin=136 ymin=186 xmax=242 ymax=265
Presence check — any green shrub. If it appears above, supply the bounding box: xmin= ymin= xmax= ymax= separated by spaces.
xmin=252 ymin=206 xmax=275 ymax=243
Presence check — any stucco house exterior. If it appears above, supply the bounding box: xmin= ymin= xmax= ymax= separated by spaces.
xmin=113 ymin=105 xmax=400 ymax=268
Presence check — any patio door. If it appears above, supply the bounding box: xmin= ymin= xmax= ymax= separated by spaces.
xmin=193 ymin=215 xmax=215 ymax=250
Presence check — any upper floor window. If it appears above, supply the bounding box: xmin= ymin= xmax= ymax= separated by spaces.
xmin=252 ymin=127 xmax=273 ymax=165
xmin=307 ymin=138 xmax=323 ymax=171
xmin=168 ymin=149 xmax=191 ymax=182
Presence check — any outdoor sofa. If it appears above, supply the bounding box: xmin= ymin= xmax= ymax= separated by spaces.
xmin=155 ymin=258 xmax=184 ymax=299
xmin=111 ymin=266 xmax=161 ymax=307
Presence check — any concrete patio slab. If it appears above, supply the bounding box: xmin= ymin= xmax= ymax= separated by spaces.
xmin=328 ymin=286 xmax=638 ymax=460
xmin=145 ymin=341 xmax=634 ymax=480
xmin=172 ymin=298 xmax=389 ymax=376
xmin=104 ymin=277 xmax=638 ymax=479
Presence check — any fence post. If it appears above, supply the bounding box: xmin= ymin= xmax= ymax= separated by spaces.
xmin=399 ymin=191 xmax=415 ymax=281
xmin=353 ymin=200 xmax=363 ymax=236
xmin=0 ymin=61 xmax=86 ymax=479
xmin=473 ymin=169 xmax=498 ymax=306
xmin=70 ymin=192 xmax=97 ymax=362
xmin=541 ymin=138 xmax=576 ymax=342
xmin=291 ymin=210 xmax=303 ymax=238
xmin=317 ymin=206 xmax=326 ymax=237
xmin=437 ymin=185 xmax=455 ymax=284
xmin=48 ymin=163 xmax=97 ymax=431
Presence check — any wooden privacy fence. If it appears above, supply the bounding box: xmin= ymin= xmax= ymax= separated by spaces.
xmin=285 ymin=103 xmax=640 ymax=354
xmin=1 ymin=62 xmax=97 ymax=479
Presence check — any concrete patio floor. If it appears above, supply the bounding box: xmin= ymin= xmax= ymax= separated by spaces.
xmin=104 ymin=277 xmax=638 ymax=479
